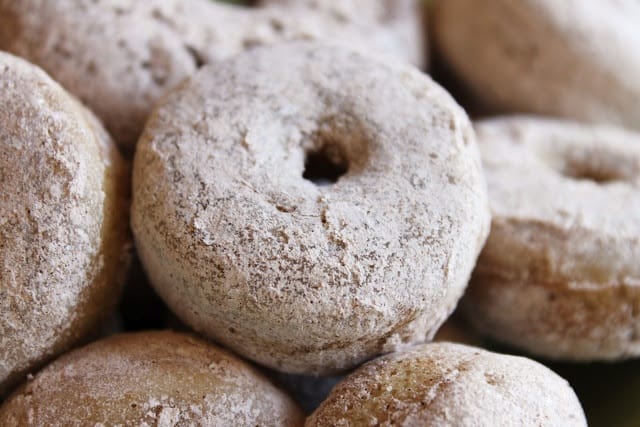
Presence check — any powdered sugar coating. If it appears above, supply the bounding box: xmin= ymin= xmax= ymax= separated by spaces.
xmin=0 ymin=52 xmax=130 ymax=397
xmin=132 ymin=42 xmax=490 ymax=375
xmin=0 ymin=0 xmax=425 ymax=149
xmin=464 ymin=117 xmax=640 ymax=360
xmin=258 ymin=0 xmax=426 ymax=67
xmin=0 ymin=331 xmax=304 ymax=426
xmin=433 ymin=0 xmax=640 ymax=131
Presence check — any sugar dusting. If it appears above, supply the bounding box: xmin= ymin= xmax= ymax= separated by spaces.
xmin=0 ymin=52 xmax=127 ymax=396
xmin=0 ymin=331 xmax=304 ymax=425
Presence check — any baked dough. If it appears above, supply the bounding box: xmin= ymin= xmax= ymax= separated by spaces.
xmin=306 ymin=342 xmax=587 ymax=426
xmin=0 ymin=0 xmax=425 ymax=150
xmin=132 ymin=41 xmax=490 ymax=375
xmin=433 ymin=0 xmax=640 ymax=130
xmin=0 ymin=331 xmax=304 ymax=426
xmin=258 ymin=0 xmax=426 ymax=67
xmin=0 ymin=52 xmax=130 ymax=397
xmin=464 ymin=117 xmax=640 ymax=360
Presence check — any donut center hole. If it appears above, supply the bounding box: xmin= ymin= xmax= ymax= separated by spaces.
xmin=560 ymin=155 xmax=626 ymax=184
xmin=303 ymin=145 xmax=349 ymax=186
xmin=562 ymin=166 xmax=620 ymax=184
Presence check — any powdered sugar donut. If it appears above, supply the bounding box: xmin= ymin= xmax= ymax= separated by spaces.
xmin=433 ymin=0 xmax=640 ymax=130
xmin=0 ymin=331 xmax=304 ymax=426
xmin=0 ymin=0 xmax=424 ymax=150
xmin=0 ymin=52 xmax=130 ymax=397
xmin=258 ymin=0 xmax=426 ymax=67
xmin=464 ymin=117 xmax=640 ymax=360
xmin=132 ymin=41 xmax=490 ymax=375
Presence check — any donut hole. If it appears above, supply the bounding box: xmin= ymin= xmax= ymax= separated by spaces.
xmin=561 ymin=164 xmax=621 ymax=184
xmin=559 ymin=151 xmax=629 ymax=184
xmin=303 ymin=144 xmax=349 ymax=186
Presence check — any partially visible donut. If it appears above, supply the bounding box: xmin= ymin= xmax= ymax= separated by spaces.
xmin=306 ymin=342 xmax=587 ymax=426
xmin=0 ymin=0 xmax=425 ymax=150
xmin=260 ymin=0 xmax=413 ymax=21
xmin=258 ymin=0 xmax=426 ymax=67
xmin=0 ymin=52 xmax=130 ymax=397
xmin=432 ymin=0 xmax=640 ymax=131
xmin=464 ymin=117 xmax=640 ymax=360
xmin=0 ymin=331 xmax=304 ymax=426
xmin=432 ymin=316 xmax=482 ymax=347
xmin=132 ymin=41 xmax=490 ymax=375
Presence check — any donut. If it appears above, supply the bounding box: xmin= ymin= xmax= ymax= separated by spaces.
xmin=132 ymin=41 xmax=490 ymax=375
xmin=0 ymin=52 xmax=130 ymax=397
xmin=0 ymin=331 xmax=304 ymax=426
xmin=463 ymin=117 xmax=640 ymax=360
xmin=0 ymin=0 xmax=425 ymax=150
xmin=432 ymin=0 xmax=640 ymax=131
xmin=306 ymin=342 xmax=587 ymax=426
xmin=258 ymin=0 xmax=426 ymax=67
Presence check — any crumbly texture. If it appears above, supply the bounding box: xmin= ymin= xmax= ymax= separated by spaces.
xmin=258 ymin=0 xmax=426 ymax=67
xmin=0 ymin=331 xmax=304 ymax=426
xmin=0 ymin=0 xmax=425 ymax=150
xmin=463 ymin=117 xmax=640 ymax=360
xmin=132 ymin=41 xmax=490 ymax=375
xmin=306 ymin=342 xmax=587 ymax=427
xmin=433 ymin=0 xmax=640 ymax=131
xmin=0 ymin=52 xmax=130 ymax=398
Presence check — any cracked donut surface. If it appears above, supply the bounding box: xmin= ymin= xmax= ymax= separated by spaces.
xmin=131 ymin=41 xmax=490 ymax=375
xmin=464 ymin=117 xmax=640 ymax=360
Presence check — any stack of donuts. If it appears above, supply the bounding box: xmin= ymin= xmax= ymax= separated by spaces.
xmin=0 ymin=0 xmax=637 ymax=425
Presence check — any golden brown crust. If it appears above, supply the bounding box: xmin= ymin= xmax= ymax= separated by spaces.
xmin=0 ymin=52 xmax=130 ymax=397
xmin=306 ymin=343 xmax=587 ymax=427
xmin=463 ymin=117 xmax=640 ymax=360
xmin=0 ymin=331 xmax=304 ymax=426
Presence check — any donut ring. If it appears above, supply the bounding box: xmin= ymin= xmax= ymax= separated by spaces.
xmin=0 ymin=331 xmax=304 ymax=425
xmin=306 ymin=342 xmax=587 ymax=426
xmin=132 ymin=41 xmax=490 ymax=375
xmin=0 ymin=0 xmax=424 ymax=150
xmin=433 ymin=0 xmax=640 ymax=130
xmin=464 ymin=117 xmax=640 ymax=360
xmin=0 ymin=52 xmax=130 ymax=397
